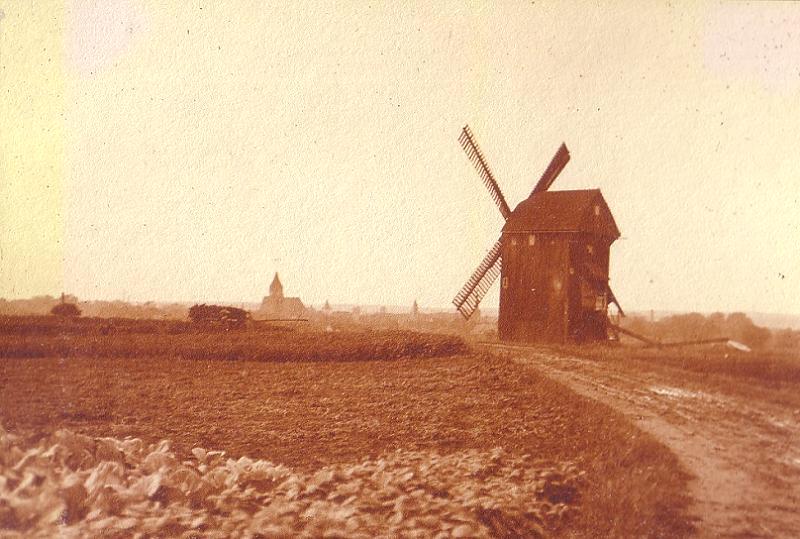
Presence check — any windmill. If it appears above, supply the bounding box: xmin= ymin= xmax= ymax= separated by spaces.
xmin=452 ymin=125 xmax=623 ymax=343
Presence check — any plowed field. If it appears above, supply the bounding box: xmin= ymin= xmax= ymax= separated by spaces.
xmin=0 ymin=323 xmax=693 ymax=536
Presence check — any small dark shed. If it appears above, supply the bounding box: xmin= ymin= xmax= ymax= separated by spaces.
xmin=498 ymin=189 xmax=620 ymax=343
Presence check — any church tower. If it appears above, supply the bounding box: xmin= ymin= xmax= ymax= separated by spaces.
xmin=259 ymin=272 xmax=305 ymax=320
xmin=269 ymin=273 xmax=284 ymax=299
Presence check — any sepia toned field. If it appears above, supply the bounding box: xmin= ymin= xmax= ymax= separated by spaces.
xmin=0 ymin=316 xmax=694 ymax=537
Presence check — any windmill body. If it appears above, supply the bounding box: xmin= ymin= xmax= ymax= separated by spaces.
xmin=453 ymin=125 xmax=623 ymax=344
xmin=499 ymin=189 xmax=619 ymax=343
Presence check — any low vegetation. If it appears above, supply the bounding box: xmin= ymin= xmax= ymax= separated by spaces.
xmin=550 ymin=343 xmax=800 ymax=389
xmin=0 ymin=316 xmax=467 ymax=363
xmin=0 ymin=426 xmax=584 ymax=537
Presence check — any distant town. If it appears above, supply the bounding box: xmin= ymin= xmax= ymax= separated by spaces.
xmin=0 ymin=273 xmax=495 ymax=337
xmin=2 ymin=272 xmax=800 ymax=352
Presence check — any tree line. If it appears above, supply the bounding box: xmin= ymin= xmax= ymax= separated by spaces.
xmin=621 ymin=312 xmax=798 ymax=350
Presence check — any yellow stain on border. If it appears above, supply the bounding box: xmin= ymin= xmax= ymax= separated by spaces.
xmin=0 ymin=2 xmax=66 ymax=297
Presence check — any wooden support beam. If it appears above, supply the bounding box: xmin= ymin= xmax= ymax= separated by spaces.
xmin=609 ymin=322 xmax=730 ymax=349
xmin=656 ymin=337 xmax=729 ymax=348
xmin=608 ymin=322 xmax=660 ymax=347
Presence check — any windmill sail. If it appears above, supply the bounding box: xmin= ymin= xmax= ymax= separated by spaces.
xmin=458 ymin=125 xmax=512 ymax=220
xmin=530 ymin=143 xmax=570 ymax=196
xmin=453 ymin=239 xmax=502 ymax=319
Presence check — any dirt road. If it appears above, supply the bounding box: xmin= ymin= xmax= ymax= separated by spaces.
xmin=489 ymin=345 xmax=800 ymax=538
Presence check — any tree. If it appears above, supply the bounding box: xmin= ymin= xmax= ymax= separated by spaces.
xmin=740 ymin=323 xmax=772 ymax=350
xmin=773 ymin=329 xmax=800 ymax=350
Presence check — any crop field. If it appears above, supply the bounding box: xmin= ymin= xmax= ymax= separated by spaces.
xmin=0 ymin=316 xmax=693 ymax=537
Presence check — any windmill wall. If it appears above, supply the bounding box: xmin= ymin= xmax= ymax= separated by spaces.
xmin=499 ymin=233 xmax=570 ymax=342
xmin=497 ymin=190 xmax=620 ymax=344
xmin=499 ymin=232 xmax=612 ymax=343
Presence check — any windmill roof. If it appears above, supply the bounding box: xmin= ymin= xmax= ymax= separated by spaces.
xmin=502 ymin=189 xmax=620 ymax=239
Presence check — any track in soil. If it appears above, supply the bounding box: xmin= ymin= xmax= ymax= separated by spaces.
xmin=486 ymin=343 xmax=800 ymax=538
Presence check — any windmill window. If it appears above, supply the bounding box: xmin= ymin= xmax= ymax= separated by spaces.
xmin=594 ymin=204 xmax=600 ymax=216
xmin=511 ymin=237 xmax=518 ymax=246
xmin=502 ymin=277 xmax=509 ymax=289
xmin=528 ymin=234 xmax=536 ymax=246
xmin=587 ymin=245 xmax=594 ymax=255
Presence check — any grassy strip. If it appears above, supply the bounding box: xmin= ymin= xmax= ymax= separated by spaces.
xmin=0 ymin=315 xmax=193 ymax=335
xmin=0 ymin=327 xmax=467 ymax=363
xmin=544 ymin=343 xmax=800 ymax=387
xmin=558 ymin=400 xmax=694 ymax=537
xmin=518 ymin=363 xmax=694 ymax=538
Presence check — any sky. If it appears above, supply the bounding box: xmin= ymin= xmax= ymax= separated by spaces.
xmin=1 ymin=1 xmax=799 ymax=314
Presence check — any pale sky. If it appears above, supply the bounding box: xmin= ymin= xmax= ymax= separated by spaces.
xmin=1 ymin=1 xmax=799 ymax=314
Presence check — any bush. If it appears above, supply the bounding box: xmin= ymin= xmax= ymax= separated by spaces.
xmin=50 ymin=303 xmax=81 ymax=318
xmin=188 ymin=304 xmax=250 ymax=329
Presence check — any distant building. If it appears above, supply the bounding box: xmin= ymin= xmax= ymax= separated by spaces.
xmin=258 ymin=273 xmax=305 ymax=320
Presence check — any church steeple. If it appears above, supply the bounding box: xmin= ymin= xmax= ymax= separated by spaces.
xmin=269 ymin=273 xmax=284 ymax=299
